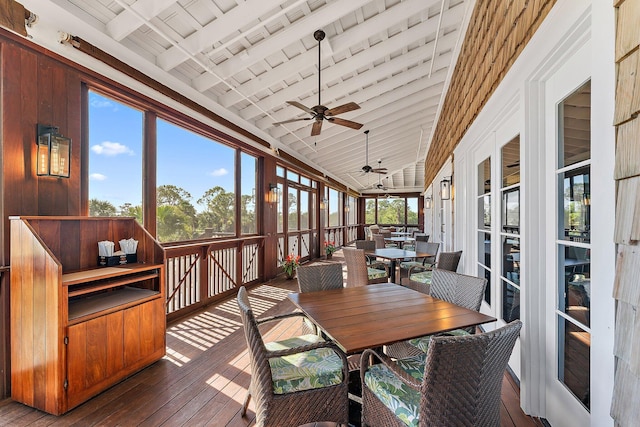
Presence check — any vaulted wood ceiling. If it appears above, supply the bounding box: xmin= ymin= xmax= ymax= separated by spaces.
xmin=20 ymin=0 xmax=473 ymax=194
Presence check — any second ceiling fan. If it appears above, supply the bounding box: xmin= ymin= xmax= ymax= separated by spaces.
xmin=273 ymin=29 xmax=364 ymax=136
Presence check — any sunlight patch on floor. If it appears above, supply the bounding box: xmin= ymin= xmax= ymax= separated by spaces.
xmin=163 ymin=347 xmax=191 ymax=367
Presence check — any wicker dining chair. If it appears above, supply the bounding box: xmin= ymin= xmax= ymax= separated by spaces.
xmin=399 ymin=241 xmax=440 ymax=279
xmin=296 ymin=262 xmax=344 ymax=334
xmin=372 ymin=233 xmax=396 ymax=249
xmin=360 ymin=320 xmax=522 ymax=427
xmin=237 ymin=287 xmax=349 ymax=427
xmin=343 ymin=247 xmax=388 ymax=287
xmin=386 ymin=268 xmax=487 ymax=359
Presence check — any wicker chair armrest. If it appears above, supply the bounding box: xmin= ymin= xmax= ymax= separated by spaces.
xmin=266 ymin=341 xmax=350 ymax=381
xmin=368 ymin=261 xmax=389 ymax=274
xmin=407 ymin=264 xmax=433 ymax=275
xmin=360 ymin=348 xmax=421 ymax=391
xmin=257 ymin=311 xmax=309 ymax=325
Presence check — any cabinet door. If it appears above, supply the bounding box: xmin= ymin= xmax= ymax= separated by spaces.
xmin=66 ymin=311 xmax=124 ymax=408
xmin=123 ymin=299 xmax=165 ymax=367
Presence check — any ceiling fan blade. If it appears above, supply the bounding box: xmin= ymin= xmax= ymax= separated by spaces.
xmin=372 ymin=170 xmax=387 ymax=175
xmin=287 ymin=101 xmax=315 ymax=115
xmin=273 ymin=117 xmax=313 ymax=125
xmin=325 ymin=102 xmax=360 ymax=116
xmin=328 ymin=117 xmax=363 ymax=130
xmin=311 ymin=120 xmax=323 ymax=136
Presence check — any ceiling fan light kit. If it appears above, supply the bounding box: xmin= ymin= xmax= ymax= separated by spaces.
xmin=273 ymin=30 xmax=364 ymax=136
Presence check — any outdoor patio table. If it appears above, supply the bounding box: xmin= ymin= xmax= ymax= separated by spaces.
xmin=370 ymin=247 xmax=431 ymax=283
xmin=288 ymin=283 xmax=496 ymax=355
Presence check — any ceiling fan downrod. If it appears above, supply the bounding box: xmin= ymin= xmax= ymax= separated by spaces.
xmin=314 ymin=29 xmax=325 ymax=108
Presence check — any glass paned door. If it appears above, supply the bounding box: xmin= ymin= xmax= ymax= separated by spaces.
xmin=500 ymin=136 xmax=521 ymax=322
xmin=477 ymin=157 xmax=492 ymax=305
xmin=555 ymin=81 xmax=591 ymax=410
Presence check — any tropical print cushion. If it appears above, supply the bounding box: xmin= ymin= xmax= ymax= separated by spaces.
xmin=265 ymin=334 xmax=344 ymax=394
xmin=408 ymin=329 xmax=470 ymax=353
xmin=368 ymin=267 xmax=387 ymax=280
xmin=364 ymin=354 xmax=426 ymax=427
xmin=399 ymin=260 xmax=422 ymax=270
xmin=408 ymin=270 xmax=433 ymax=284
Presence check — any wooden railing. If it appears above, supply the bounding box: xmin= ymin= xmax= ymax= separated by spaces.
xmin=163 ymin=225 xmax=360 ymax=321
xmin=325 ymin=224 xmax=359 ymax=248
xmin=163 ymin=236 xmax=264 ymax=321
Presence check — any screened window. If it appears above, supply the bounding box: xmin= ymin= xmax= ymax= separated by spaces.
xmin=328 ymin=188 xmax=339 ymax=226
xmin=288 ymin=187 xmax=298 ymax=231
xmin=407 ymin=197 xmax=419 ymax=224
xmin=240 ymin=153 xmax=257 ymax=234
xmin=365 ymin=199 xmax=376 ymax=224
xmin=88 ymin=91 xmax=143 ymax=220
xmin=156 ymin=118 xmax=235 ymax=242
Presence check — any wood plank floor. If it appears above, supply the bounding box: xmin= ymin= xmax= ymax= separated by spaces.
xmin=0 ymin=260 xmax=544 ymax=426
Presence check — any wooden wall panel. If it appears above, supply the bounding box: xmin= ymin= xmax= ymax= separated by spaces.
xmin=614 ymin=50 xmax=640 ymax=125
xmin=613 ymin=244 xmax=640 ymax=305
xmin=615 ymin=117 xmax=640 ymax=179
xmin=425 ymin=0 xmax=557 ymax=186
xmin=614 ymin=176 xmax=640 ymax=244
xmin=616 ymin=0 xmax=640 ymax=61
xmin=613 ymin=1 xmax=640 ymax=425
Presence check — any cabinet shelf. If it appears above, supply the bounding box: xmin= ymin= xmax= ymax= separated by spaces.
xmin=68 ymin=286 xmax=160 ymax=324
xmin=63 ymin=264 xmax=161 ymax=286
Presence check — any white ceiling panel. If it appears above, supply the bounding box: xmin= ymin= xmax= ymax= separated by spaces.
xmin=22 ymin=0 xmax=474 ymax=194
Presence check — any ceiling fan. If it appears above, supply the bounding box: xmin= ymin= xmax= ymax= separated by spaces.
xmin=272 ymin=29 xmax=364 ymax=136
xmin=360 ymin=130 xmax=387 ymax=174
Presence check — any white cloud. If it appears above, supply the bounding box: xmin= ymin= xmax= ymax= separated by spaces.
xmin=90 ymin=173 xmax=107 ymax=181
xmin=91 ymin=141 xmax=134 ymax=156
xmin=209 ymin=168 xmax=228 ymax=177
xmin=90 ymin=98 xmax=118 ymax=111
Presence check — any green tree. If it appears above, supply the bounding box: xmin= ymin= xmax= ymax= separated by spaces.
xmin=197 ymin=186 xmax=235 ymax=234
xmin=156 ymin=185 xmax=197 ymax=242
xmin=377 ymin=198 xmax=404 ymax=224
xmin=240 ymin=193 xmax=256 ymax=234
xmin=89 ymin=199 xmax=116 ymax=216
xmin=157 ymin=204 xmax=193 ymax=242
xmin=119 ymin=203 xmax=143 ymax=223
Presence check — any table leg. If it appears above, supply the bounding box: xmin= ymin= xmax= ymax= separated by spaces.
xmin=389 ymin=260 xmax=397 ymax=283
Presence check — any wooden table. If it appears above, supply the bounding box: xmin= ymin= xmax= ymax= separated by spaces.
xmin=371 ymin=247 xmax=431 ymax=283
xmin=288 ymin=283 xmax=496 ymax=354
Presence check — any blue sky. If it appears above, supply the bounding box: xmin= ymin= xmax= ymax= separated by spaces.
xmin=88 ymin=91 xmax=254 ymax=212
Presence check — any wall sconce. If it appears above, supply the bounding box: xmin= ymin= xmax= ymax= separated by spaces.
xmin=582 ymin=193 xmax=590 ymax=206
xmin=36 ymin=124 xmax=71 ymax=178
xmin=319 ymin=198 xmax=328 ymax=210
xmin=267 ymin=184 xmax=279 ymax=205
xmin=344 ymin=204 xmax=350 ymax=213
xmin=425 ymin=196 xmax=432 ymax=209
xmin=440 ymin=176 xmax=452 ymax=200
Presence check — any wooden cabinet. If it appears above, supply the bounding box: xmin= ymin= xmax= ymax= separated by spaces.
xmin=10 ymin=216 xmax=165 ymax=415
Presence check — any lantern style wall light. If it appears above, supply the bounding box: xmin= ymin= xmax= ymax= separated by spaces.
xmin=36 ymin=124 xmax=71 ymax=178
xmin=440 ymin=176 xmax=452 ymax=200
xmin=267 ymin=183 xmax=279 ymax=205
xmin=319 ymin=197 xmax=328 ymax=210
xmin=425 ymin=196 xmax=432 ymax=209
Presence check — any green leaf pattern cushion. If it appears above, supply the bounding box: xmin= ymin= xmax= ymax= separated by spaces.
xmin=408 ymin=270 xmax=433 ymax=284
xmin=408 ymin=329 xmax=470 ymax=353
xmin=367 ymin=267 xmax=387 ymax=280
xmin=364 ymin=354 xmax=426 ymax=427
xmin=399 ymin=260 xmax=422 ymax=270
xmin=265 ymin=334 xmax=344 ymax=395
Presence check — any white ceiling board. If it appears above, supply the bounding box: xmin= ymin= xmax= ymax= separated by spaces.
xmin=22 ymin=0 xmax=475 ymax=193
